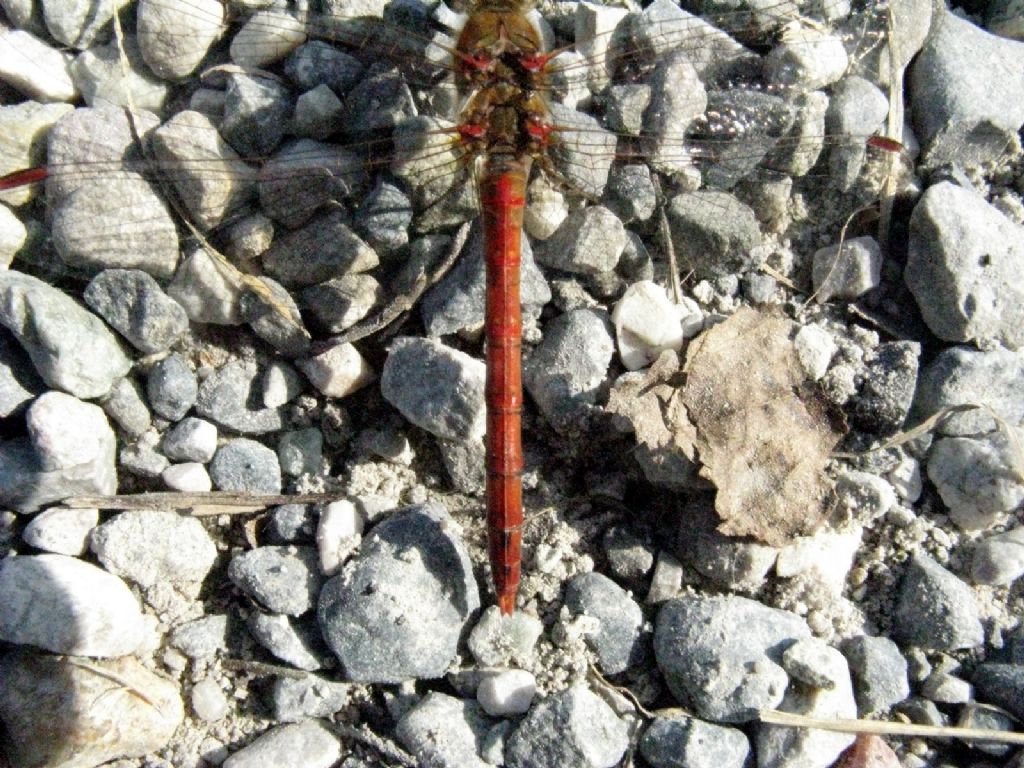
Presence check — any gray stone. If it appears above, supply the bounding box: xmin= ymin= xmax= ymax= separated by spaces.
xmin=120 ymin=438 xmax=170 ymax=478
xmin=640 ymin=713 xmax=750 ymax=768
xmin=841 ymin=635 xmax=910 ymax=716
xmin=0 ymin=270 xmax=131 ymax=398
xmin=0 ymin=651 xmax=183 ymax=768
xmin=420 ymin=222 xmax=550 ymax=338
xmin=467 ymin=605 xmax=544 ymax=667
xmin=928 ymin=429 xmax=1024 ymax=530
xmin=293 ymin=84 xmax=345 ymax=141
xmin=0 ymin=31 xmax=77 ymax=103
xmin=302 ymin=274 xmax=384 ymax=335
xmin=228 ymin=545 xmax=322 ymax=616
xmin=849 ymin=341 xmax=920 ymax=436
xmin=675 ymin=498 xmax=777 ymax=592
xmin=137 ymin=0 xmax=224 ymax=78
xmin=537 ymin=206 xmax=626 ymax=276
xmin=766 ymin=27 xmax=848 ymax=89
xmin=270 ymin=675 xmax=351 ymax=723
xmin=0 ymin=554 xmax=144 ymax=656
xmin=666 ymin=192 xmax=762 ymax=280
xmin=523 ymin=308 xmax=614 ymax=433
xmin=0 ymin=202 xmax=26 ymax=268
xmin=220 ymin=72 xmax=293 ymax=157
xmin=811 ymin=236 xmax=883 ymax=302
xmin=259 ymin=139 xmax=368 ymax=228
xmin=161 ymin=417 xmax=218 ymax=463
xmin=907 ymin=182 xmax=1024 ymax=349
xmin=100 ymin=377 xmax=152 ymax=438
xmin=602 ymin=525 xmax=655 ymax=586
xmin=278 ymin=428 xmax=323 ymax=477
xmin=353 ymin=180 xmax=412 ymax=255
xmin=167 ymin=245 xmax=245 ymax=325
xmin=285 ymin=41 xmax=364 ymax=95
xmin=958 ymin=702 xmax=1018 ymax=758
xmin=921 ymin=671 xmax=972 ymax=704
xmin=318 ymin=504 xmax=480 ymax=683
xmin=972 ymin=527 xmax=1024 ymax=585
xmin=395 ymin=693 xmax=493 ymax=768
xmin=783 ymin=637 xmax=845 ymax=690
xmin=972 ymin=663 xmax=1024 ymax=721
xmin=892 ymin=553 xmax=983 ymax=651
xmin=229 ymin=8 xmax=306 ymax=69
xmin=266 ymin=503 xmax=316 ymax=544
xmin=22 ymin=506 xmax=97 ymax=556
xmin=910 ymin=10 xmax=1024 ymax=167
xmin=41 ymin=0 xmax=117 ymax=48
xmin=563 ymin=572 xmax=646 ymax=674
xmin=0 ymin=330 xmax=42 ymax=417
xmin=605 ymin=164 xmax=657 ymax=224
xmin=0 ymin=392 xmax=117 ymax=513
xmin=343 ymin=63 xmax=417 ymax=135
xmin=654 ymin=595 xmax=810 ymax=722
xmin=70 ymin=34 xmax=170 ymax=113
xmin=170 ymin=614 xmax=228 ymax=660
xmin=913 ymin=346 xmax=1024 ymax=435
xmin=825 ymin=76 xmax=890 ymax=190
xmin=241 ymin=276 xmax=312 ymax=359
xmin=221 ymin=721 xmax=342 ymax=768
xmin=756 ymin=642 xmax=857 ymax=768
xmin=643 ymin=51 xmax=707 ymax=176
xmin=262 ymin=361 xmax=304 ymax=408
xmin=196 ymin=359 xmax=285 ymax=435
xmin=261 ymin=209 xmax=378 ymax=288
xmin=381 ymin=337 xmax=486 ymax=442
xmin=604 ymin=84 xmax=651 ymax=136
xmin=147 ymin=353 xmax=197 ymax=421
xmin=247 ymin=612 xmax=329 ymax=671
xmin=91 ymin=509 xmax=217 ymax=588
xmin=210 ymin=437 xmax=282 ymax=493
xmin=547 ymin=101 xmax=616 ymax=198
xmin=505 ymin=685 xmax=629 ymax=768
xmin=84 ymin=269 xmax=189 ymax=354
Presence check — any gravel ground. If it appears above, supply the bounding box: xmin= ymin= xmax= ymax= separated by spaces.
xmin=1 ymin=0 xmax=1024 ymax=767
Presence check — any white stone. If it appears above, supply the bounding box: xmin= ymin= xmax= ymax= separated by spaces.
xmin=0 ymin=204 xmax=27 ymax=267
xmin=811 ymin=236 xmax=882 ymax=302
xmin=766 ymin=27 xmax=850 ymax=89
xmin=21 ymin=506 xmax=98 ymax=555
xmin=776 ymin=526 xmax=863 ymax=596
xmin=612 ymin=280 xmax=685 ymax=371
xmin=317 ymin=499 xmax=365 ymax=576
xmin=524 ymin=172 xmax=568 ymax=240
xmin=972 ymin=526 xmax=1024 ymax=586
xmin=887 ymin=455 xmax=923 ymax=502
xmin=138 ymin=0 xmax=225 ymax=79
xmin=262 ymin=360 xmax=303 ymax=408
xmin=477 ymin=669 xmax=536 ymax=716
xmin=0 ymin=101 xmax=75 ymax=207
xmin=0 ymin=554 xmax=144 ymax=656
xmin=794 ymin=324 xmax=837 ymax=381
xmin=162 ymin=462 xmax=213 ymax=492
xmin=191 ymin=677 xmax=230 ymax=722
xmin=677 ymin=296 xmax=704 ymax=339
xmin=467 ymin=605 xmax=544 ymax=666
xmin=230 ymin=10 xmax=307 ymax=69
xmin=27 ymin=391 xmax=114 ymax=470
xmin=0 ymin=30 xmax=77 ymax=102
xmin=298 ymin=343 xmax=375 ymax=398
xmin=222 ymin=721 xmax=341 ymax=768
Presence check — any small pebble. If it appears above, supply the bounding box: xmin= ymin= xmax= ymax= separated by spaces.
xmin=271 ymin=675 xmax=350 ymax=723
xmin=162 ymin=462 xmax=213 ymax=492
xmin=209 ymin=438 xmax=282 ymax=494
xmin=317 ymin=499 xmax=364 ymax=576
xmin=468 ymin=606 xmax=544 ymax=667
xmin=191 ymin=678 xmax=230 ymax=722
xmin=228 ymin=545 xmax=322 ymax=616
xmin=161 ymin=417 xmax=218 ymax=463
xmin=477 ymin=669 xmax=536 ymax=716
xmin=22 ymin=506 xmax=98 ymax=556
xmin=221 ymin=721 xmax=341 ymax=768
xmin=147 ymin=354 xmax=198 ymax=421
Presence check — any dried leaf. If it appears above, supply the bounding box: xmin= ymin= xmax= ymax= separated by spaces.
xmin=681 ymin=307 xmax=846 ymax=545
xmin=606 ymin=350 xmax=703 ymax=489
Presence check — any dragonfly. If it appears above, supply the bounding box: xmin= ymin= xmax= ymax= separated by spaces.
xmin=0 ymin=0 xmax=900 ymax=614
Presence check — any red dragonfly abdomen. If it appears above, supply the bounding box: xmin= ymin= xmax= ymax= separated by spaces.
xmin=479 ymin=155 xmax=529 ymax=615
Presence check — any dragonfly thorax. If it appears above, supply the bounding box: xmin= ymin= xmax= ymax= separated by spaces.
xmin=455 ymin=7 xmax=550 ymax=91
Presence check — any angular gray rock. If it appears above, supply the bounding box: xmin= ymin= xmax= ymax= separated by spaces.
xmin=505 ymin=685 xmax=629 ymax=768
xmin=0 ymin=270 xmax=131 ymax=398
xmin=892 ymin=553 xmax=984 ymax=651
xmin=907 ymin=182 xmax=1024 ymax=349
xmin=841 ymin=635 xmax=911 ymax=716
xmin=147 ymin=353 xmax=197 ymax=421
xmin=395 ymin=693 xmax=494 ymax=768
xmin=318 ymin=504 xmax=480 ymax=683
xmin=221 ymin=721 xmax=342 ymax=768
xmin=196 ymin=359 xmax=285 ymax=435
xmin=90 ymin=509 xmax=218 ymax=588
xmin=640 ymin=713 xmax=750 ymax=768
xmin=563 ymin=572 xmax=647 ymax=674
xmin=209 ymin=438 xmax=282 ymax=494
xmin=381 ymin=337 xmax=486 ymax=442
xmin=654 ymin=595 xmax=811 ymax=722
xmin=228 ymin=545 xmax=322 ymax=616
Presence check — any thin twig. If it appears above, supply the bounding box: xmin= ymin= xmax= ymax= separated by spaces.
xmin=220 ymin=658 xmax=311 ymax=680
xmin=658 ymin=206 xmax=682 ymax=305
xmin=61 ymin=657 xmax=165 ymax=713
xmin=760 ymin=709 xmax=1024 ymax=745
xmin=63 ymin=491 xmax=349 ymax=513
xmin=329 ymin=722 xmax=418 ymax=768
